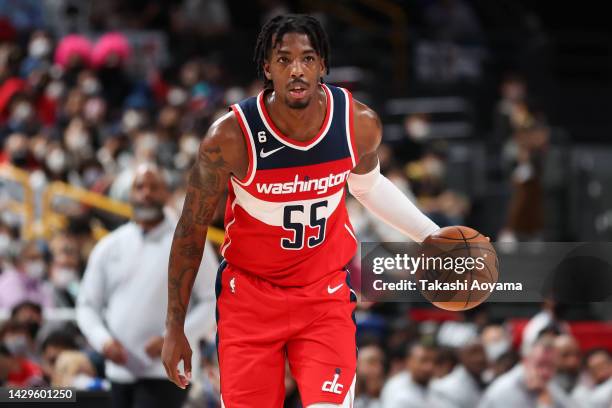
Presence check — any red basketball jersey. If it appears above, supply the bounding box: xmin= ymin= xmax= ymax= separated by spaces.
xmin=221 ymin=84 xmax=359 ymax=286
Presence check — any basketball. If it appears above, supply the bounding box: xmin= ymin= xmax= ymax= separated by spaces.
xmin=415 ymin=226 xmax=499 ymax=311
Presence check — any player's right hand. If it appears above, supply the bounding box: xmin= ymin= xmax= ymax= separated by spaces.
xmin=102 ymin=338 xmax=128 ymax=365
xmin=161 ymin=328 xmax=192 ymax=389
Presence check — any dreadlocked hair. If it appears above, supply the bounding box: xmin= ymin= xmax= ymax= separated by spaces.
xmin=254 ymin=14 xmax=330 ymax=89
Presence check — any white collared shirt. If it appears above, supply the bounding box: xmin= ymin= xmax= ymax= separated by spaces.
xmin=76 ymin=217 xmax=218 ymax=383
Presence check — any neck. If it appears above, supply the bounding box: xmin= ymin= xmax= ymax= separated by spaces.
xmin=266 ymin=85 xmax=326 ymax=142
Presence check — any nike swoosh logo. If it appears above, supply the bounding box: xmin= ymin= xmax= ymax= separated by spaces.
xmin=259 ymin=146 xmax=285 ymax=158
xmin=327 ymin=283 xmax=344 ymax=294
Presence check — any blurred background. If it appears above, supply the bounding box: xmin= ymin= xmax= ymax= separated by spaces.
xmin=0 ymin=0 xmax=611 ymax=407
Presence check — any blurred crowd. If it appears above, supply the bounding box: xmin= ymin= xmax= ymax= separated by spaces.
xmin=0 ymin=1 xmax=606 ymax=408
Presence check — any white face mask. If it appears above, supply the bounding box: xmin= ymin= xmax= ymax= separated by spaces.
xmin=65 ymin=130 xmax=91 ymax=155
xmin=3 ymin=335 xmax=29 ymax=356
xmin=81 ymin=78 xmax=100 ymax=95
xmin=29 ymin=38 xmax=51 ymax=58
xmin=181 ymin=136 xmax=200 ymax=156
xmin=0 ymin=234 xmax=11 ymax=256
xmin=122 ymin=110 xmax=144 ymax=132
xmin=25 ymin=260 xmax=46 ymax=280
xmin=52 ymin=267 xmax=78 ymax=289
xmin=167 ymin=88 xmax=188 ymax=106
xmin=32 ymin=142 xmax=48 ymax=160
xmin=484 ymin=338 xmax=511 ymax=362
xmin=46 ymin=149 xmax=67 ymax=173
xmin=406 ymin=118 xmax=430 ymax=141
xmin=11 ymin=103 xmax=33 ymax=123
xmin=46 ymin=81 xmax=65 ymax=100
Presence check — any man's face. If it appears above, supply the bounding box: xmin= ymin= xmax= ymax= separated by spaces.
xmin=461 ymin=343 xmax=488 ymax=377
xmin=264 ymin=32 xmax=325 ymax=109
xmin=525 ymin=346 xmax=557 ymax=391
xmin=587 ymin=351 xmax=612 ymax=385
xmin=129 ymin=169 xmax=168 ymax=223
xmin=407 ymin=346 xmax=436 ymax=386
xmin=555 ymin=337 xmax=581 ymax=375
xmin=357 ymin=345 xmax=385 ymax=381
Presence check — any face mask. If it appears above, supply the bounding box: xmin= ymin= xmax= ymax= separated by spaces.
xmin=25 ymin=260 xmax=46 ymax=280
xmin=122 ymin=110 xmax=144 ymax=132
xmin=65 ymin=130 xmax=91 ymax=154
xmin=52 ymin=267 xmax=78 ymax=289
xmin=132 ymin=204 xmax=164 ymax=223
xmin=46 ymin=150 xmax=67 ymax=174
xmin=10 ymin=149 xmax=29 ymax=167
xmin=46 ymin=81 xmax=65 ymax=100
xmin=0 ymin=234 xmax=12 ymax=257
xmin=168 ymin=88 xmax=188 ymax=106
xmin=29 ymin=38 xmax=51 ymax=58
xmin=24 ymin=321 xmax=41 ymax=340
xmin=3 ymin=335 xmax=29 ymax=356
xmin=406 ymin=118 xmax=430 ymax=141
xmin=484 ymin=338 xmax=511 ymax=362
xmin=181 ymin=136 xmax=200 ymax=156
xmin=11 ymin=103 xmax=33 ymax=123
xmin=84 ymin=98 xmax=105 ymax=122
xmin=81 ymin=78 xmax=100 ymax=95
xmin=32 ymin=142 xmax=47 ymax=160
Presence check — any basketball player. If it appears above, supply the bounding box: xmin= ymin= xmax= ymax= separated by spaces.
xmin=162 ymin=14 xmax=440 ymax=407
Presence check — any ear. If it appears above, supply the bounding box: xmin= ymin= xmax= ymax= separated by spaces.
xmin=264 ymin=61 xmax=272 ymax=81
xmin=320 ymin=58 xmax=326 ymax=76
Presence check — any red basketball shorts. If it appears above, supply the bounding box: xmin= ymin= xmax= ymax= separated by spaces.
xmin=215 ymin=261 xmax=357 ymax=407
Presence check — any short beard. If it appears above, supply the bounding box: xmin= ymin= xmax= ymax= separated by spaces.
xmin=132 ymin=203 xmax=164 ymax=223
xmin=285 ymin=95 xmax=310 ymax=110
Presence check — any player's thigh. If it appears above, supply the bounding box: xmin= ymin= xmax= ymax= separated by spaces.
xmin=216 ymin=262 xmax=288 ymax=407
xmin=217 ymin=340 xmax=286 ymax=408
xmin=286 ymin=281 xmax=357 ymax=406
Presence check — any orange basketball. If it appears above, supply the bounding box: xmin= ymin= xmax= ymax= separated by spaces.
xmin=415 ymin=226 xmax=498 ymax=311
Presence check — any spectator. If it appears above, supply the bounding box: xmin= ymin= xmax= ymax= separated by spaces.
xmin=433 ymin=346 xmax=458 ymax=379
xmin=40 ymin=330 xmax=79 ymax=384
xmin=0 ymin=240 xmax=53 ymax=309
xmin=355 ymin=343 xmax=385 ymax=408
xmin=52 ymin=350 xmax=109 ymax=390
xmin=553 ymin=334 xmax=582 ymax=394
xmin=478 ymin=335 xmax=572 ymax=408
xmin=493 ymin=74 xmax=528 ymax=145
xmin=430 ymin=340 xmax=488 ymax=408
xmin=10 ymin=301 xmax=43 ymax=343
xmin=572 ymin=349 xmax=612 ymax=408
xmin=521 ymin=298 xmax=570 ymax=356
xmin=48 ymin=232 xmax=82 ymax=308
xmin=481 ymin=324 xmax=512 ymax=365
xmin=0 ymin=320 xmax=43 ymax=386
xmin=76 ymin=163 xmax=218 ymax=408
xmin=380 ymin=342 xmax=437 ymax=408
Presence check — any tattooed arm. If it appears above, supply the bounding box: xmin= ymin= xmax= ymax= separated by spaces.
xmin=162 ymin=112 xmax=247 ymax=389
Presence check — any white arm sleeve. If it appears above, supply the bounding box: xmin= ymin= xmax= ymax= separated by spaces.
xmin=347 ymin=162 xmax=439 ymax=242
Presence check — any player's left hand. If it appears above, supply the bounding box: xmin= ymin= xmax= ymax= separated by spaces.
xmin=145 ymin=335 xmax=165 ymax=358
xmin=161 ymin=328 xmax=192 ymax=389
